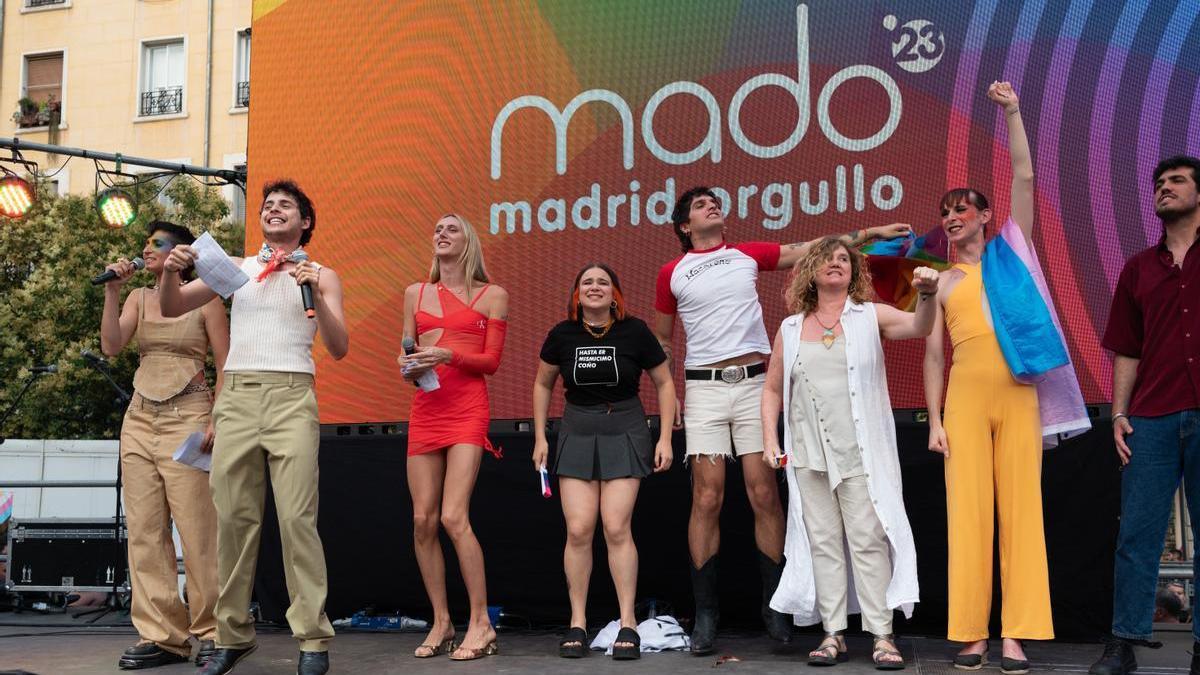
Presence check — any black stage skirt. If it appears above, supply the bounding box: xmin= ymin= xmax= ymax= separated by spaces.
xmin=554 ymin=397 xmax=654 ymax=480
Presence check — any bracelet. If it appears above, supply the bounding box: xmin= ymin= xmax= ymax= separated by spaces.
xmin=918 ymin=292 xmax=934 ymax=300
xmin=1111 ymin=413 xmax=1129 ymax=423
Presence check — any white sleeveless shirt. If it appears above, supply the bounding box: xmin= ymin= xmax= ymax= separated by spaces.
xmin=224 ymin=257 xmax=317 ymax=374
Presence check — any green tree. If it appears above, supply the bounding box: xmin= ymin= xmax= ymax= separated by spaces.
xmin=0 ymin=178 xmax=244 ymax=439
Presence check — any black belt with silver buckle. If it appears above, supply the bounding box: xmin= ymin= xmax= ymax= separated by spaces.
xmin=684 ymin=362 xmax=766 ymax=383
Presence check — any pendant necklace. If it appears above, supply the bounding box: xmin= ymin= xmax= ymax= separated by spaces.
xmin=813 ymin=312 xmax=840 ymax=349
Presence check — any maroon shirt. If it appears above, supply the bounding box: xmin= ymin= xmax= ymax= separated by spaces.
xmin=1102 ymin=237 xmax=1200 ymax=416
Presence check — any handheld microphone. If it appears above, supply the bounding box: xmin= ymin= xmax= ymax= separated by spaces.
xmin=293 ymin=251 xmax=316 ymax=319
xmin=29 ymin=364 xmax=58 ymax=374
xmin=401 ymin=336 xmax=419 ymax=389
xmin=91 ymin=258 xmax=145 ymax=285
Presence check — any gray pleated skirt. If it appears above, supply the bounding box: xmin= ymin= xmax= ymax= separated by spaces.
xmin=554 ymin=397 xmax=654 ymax=480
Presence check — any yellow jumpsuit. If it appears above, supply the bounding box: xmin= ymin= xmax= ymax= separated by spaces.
xmin=942 ymin=262 xmax=1054 ymax=641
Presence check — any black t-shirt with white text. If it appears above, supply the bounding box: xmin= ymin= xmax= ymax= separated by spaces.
xmin=538 ymin=318 xmax=667 ymax=406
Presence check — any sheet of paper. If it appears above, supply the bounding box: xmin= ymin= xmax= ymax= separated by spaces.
xmin=172 ymin=431 xmax=212 ymax=472
xmin=415 ymin=369 xmax=440 ymax=392
xmin=401 ymin=363 xmax=440 ymax=392
xmin=192 ymin=232 xmax=249 ymax=299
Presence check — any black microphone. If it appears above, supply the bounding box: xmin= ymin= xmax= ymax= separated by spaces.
xmin=402 ymin=336 xmax=418 ymax=387
xmin=91 ymin=257 xmax=145 ymax=285
xmin=30 ymin=364 xmax=58 ymax=374
xmin=80 ymin=349 xmax=108 ymax=367
xmin=293 ymin=251 xmax=316 ymax=319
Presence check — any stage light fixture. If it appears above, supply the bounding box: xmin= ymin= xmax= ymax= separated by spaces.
xmin=97 ymin=188 xmax=136 ymax=228
xmin=0 ymin=175 xmax=34 ymax=219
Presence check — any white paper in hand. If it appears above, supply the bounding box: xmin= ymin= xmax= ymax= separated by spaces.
xmin=415 ymin=369 xmax=440 ymax=392
xmin=192 ymin=232 xmax=250 ymax=299
xmin=172 ymin=431 xmax=212 ymax=472
xmin=402 ymin=363 xmax=440 ymax=392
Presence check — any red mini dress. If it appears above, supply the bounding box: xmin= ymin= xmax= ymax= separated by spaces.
xmin=408 ymin=282 xmax=507 ymax=457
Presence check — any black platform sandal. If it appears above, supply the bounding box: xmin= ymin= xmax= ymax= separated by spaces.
xmin=1000 ymin=656 xmax=1030 ymax=675
xmin=612 ymin=626 xmax=641 ymax=660
xmin=808 ymin=631 xmax=849 ymax=666
xmin=953 ymin=647 xmax=988 ymax=671
xmin=559 ymin=627 xmax=588 ymax=658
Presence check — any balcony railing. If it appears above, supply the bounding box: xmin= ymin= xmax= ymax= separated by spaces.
xmin=25 ymin=0 xmax=68 ymax=7
xmin=236 ymin=81 xmax=250 ymax=107
xmin=139 ymin=86 xmax=183 ymax=117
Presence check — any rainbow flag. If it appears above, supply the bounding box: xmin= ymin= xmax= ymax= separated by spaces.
xmin=860 ymin=227 xmax=950 ymax=311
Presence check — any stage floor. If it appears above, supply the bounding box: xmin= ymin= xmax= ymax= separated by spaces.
xmin=0 ymin=619 xmax=1195 ymax=675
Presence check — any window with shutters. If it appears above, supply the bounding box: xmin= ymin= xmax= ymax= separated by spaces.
xmin=234 ymin=29 xmax=250 ymax=108
xmin=17 ymin=52 xmax=64 ymax=128
xmin=139 ymin=39 xmax=185 ymax=117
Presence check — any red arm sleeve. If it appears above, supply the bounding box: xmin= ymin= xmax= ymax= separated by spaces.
xmin=654 ymin=260 xmax=678 ymax=314
xmin=734 ymin=241 xmax=781 ymax=270
xmin=449 ymin=319 xmax=508 ymax=374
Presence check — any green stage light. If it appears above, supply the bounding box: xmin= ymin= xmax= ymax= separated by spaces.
xmin=0 ymin=175 xmax=34 ymax=219
xmin=97 ymin=188 xmax=136 ymax=227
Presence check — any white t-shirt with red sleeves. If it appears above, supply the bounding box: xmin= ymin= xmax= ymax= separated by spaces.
xmin=655 ymin=241 xmax=780 ymax=368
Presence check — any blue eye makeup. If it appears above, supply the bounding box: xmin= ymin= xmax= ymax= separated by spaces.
xmin=148 ymin=237 xmax=176 ymax=253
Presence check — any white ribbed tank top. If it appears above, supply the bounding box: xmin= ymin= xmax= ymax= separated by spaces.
xmin=224 ymin=257 xmax=317 ymax=374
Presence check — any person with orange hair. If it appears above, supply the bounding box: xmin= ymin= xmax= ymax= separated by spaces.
xmin=532 ymin=263 xmax=675 ymax=660
xmin=399 ymin=213 xmax=509 ymax=661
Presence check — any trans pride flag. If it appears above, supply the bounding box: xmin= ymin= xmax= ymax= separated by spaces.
xmin=0 ymin=491 xmax=11 ymax=525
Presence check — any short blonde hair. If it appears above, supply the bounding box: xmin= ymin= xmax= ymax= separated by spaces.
xmin=784 ymin=237 xmax=873 ymax=315
xmin=428 ymin=213 xmax=490 ymax=292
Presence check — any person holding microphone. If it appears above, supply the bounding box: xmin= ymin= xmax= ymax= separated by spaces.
xmin=99 ymin=220 xmax=228 ymax=670
xmin=532 ymin=263 xmax=675 ymax=660
xmin=158 ymin=180 xmax=348 ymax=675
xmin=398 ymin=213 xmax=508 ymax=661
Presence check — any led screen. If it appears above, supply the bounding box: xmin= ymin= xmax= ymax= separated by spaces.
xmin=246 ymin=0 xmax=1200 ymax=422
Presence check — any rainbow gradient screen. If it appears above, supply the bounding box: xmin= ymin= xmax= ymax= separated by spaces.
xmin=246 ymin=0 xmax=1200 ymax=423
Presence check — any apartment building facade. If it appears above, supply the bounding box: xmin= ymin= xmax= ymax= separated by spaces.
xmin=3 ymin=0 xmax=251 ymax=221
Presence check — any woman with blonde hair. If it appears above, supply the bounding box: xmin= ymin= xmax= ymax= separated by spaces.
xmin=399 ymin=213 xmax=509 ymax=661
xmin=763 ymin=237 xmax=938 ymax=669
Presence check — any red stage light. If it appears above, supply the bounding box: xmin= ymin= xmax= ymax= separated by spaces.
xmin=0 ymin=175 xmax=34 ymax=219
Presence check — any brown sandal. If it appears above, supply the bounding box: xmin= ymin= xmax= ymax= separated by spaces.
xmin=809 ymin=632 xmax=849 ymax=666
xmin=414 ymin=635 xmax=456 ymax=658
xmin=872 ymin=634 xmax=905 ymax=670
xmin=449 ymin=640 xmax=498 ymax=661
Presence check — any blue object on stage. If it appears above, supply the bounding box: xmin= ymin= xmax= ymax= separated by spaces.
xmin=340 ymin=611 xmax=429 ymax=632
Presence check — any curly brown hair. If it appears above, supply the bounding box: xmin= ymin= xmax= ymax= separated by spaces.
xmin=784 ymin=236 xmax=874 ymax=315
